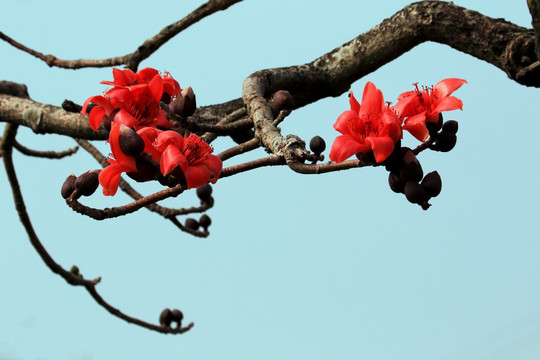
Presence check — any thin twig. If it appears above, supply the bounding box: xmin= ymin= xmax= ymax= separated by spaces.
xmin=0 ymin=0 xmax=243 ymax=70
xmin=217 ymin=137 xmax=260 ymax=161
xmin=14 ymin=140 xmax=79 ymax=159
xmin=2 ymin=123 xmax=191 ymax=334
xmin=220 ymin=156 xmax=285 ymax=178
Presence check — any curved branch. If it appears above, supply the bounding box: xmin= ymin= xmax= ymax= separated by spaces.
xmin=0 ymin=0 xmax=243 ymax=70
xmin=243 ymin=1 xmax=538 ymax=163
xmin=14 ymin=140 xmax=79 ymax=159
xmin=1 ymin=124 xmax=193 ymax=334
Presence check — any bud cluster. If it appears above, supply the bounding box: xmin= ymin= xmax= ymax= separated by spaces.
xmin=159 ymin=308 xmax=184 ymax=329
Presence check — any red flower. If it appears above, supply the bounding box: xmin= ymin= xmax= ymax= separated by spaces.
xmin=329 ymin=82 xmax=402 ymax=163
xmin=392 ymin=78 xmax=466 ymax=141
xmin=81 ymin=68 xmax=181 ymax=131
xmin=98 ymin=123 xmax=138 ymax=196
xmin=153 ymin=131 xmax=222 ymax=189
xmin=101 ymin=68 xmax=180 ymax=101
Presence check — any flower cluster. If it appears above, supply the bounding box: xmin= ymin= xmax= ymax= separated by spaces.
xmin=81 ymin=68 xmax=222 ymax=196
xmin=329 ymin=78 xmax=466 ymax=208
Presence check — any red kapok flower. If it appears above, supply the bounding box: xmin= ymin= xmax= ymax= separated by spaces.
xmin=329 ymin=82 xmax=402 ymax=163
xmin=392 ymin=78 xmax=467 ymax=141
xmin=154 ymin=131 xmax=222 ymax=189
xmin=98 ymin=123 xmax=138 ymax=196
xmin=81 ymin=68 xmax=182 ymax=131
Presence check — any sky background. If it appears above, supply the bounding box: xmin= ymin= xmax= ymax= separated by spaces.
xmin=1 ymin=1 xmax=540 ymax=359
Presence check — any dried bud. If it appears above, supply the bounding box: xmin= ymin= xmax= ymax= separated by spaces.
xmin=170 ymin=86 xmax=196 ymax=117
xmin=159 ymin=308 xmax=173 ymax=328
xmin=199 ymin=214 xmax=212 ymax=229
xmin=185 ymin=218 xmax=199 ymax=231
xmin=196 ymin=184 xmax=213 ymax=202
xmin=442 ymin=120 xmax=458 ymax=134
xmin=388 ymin=171 xmax=405 ymax=193
xmin=230 ymin=128 xmax=254 ymax=144
xmin=119 ymin=125 xmax=145 ymax=156
xmin=171 ymin=309 xmax=184 ymax=324
xmin=421 ymin=171 xmax=442 ymax=198
xmin=309 ymin=136 xmax=326 ymax=155
xmin=434 ymin=132 xmax=457 ymax=152
xmin=272 ymin=90 xmax=295 ymax=112
xmin=70 ymin=265 xmax=80 ymax=276
xmin=61 ymin=174 xmax=77 ymax=199
xmin=404 ymin=181 xmax=427 ymax=205
xmin=75 ymin=170 xmax=101 ymax=197
xmin=400 ymin=150 xmax=423 ymax=182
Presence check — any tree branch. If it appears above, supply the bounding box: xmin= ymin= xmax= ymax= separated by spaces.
xmin=0 ymin=0 xmax=243 ymax=70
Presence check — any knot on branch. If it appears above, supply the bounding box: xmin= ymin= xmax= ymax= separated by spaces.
xmin=45 ymin=54 xmax=57 ymax=67
xmin=281 ymin=135 xmax=307 ymax=162
xmin=503 ymin=32 xmax=540 ymax=86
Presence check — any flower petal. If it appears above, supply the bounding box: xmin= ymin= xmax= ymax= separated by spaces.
xmin=359 ymin=82 xmax=384 ymax=116
xmin=329 ymin=135 xmax=368 ymax=163
xmin=160 ymin=145 xmax=188 ymax=175
xmin=184 ymin=164 xmax=212 ymax=189
xmin=432 ymin=96 xmax=463 ymax=113
xmin=403 ymin=113 xmax=429 ymax=142
xmin=349 ymin=91 xmax=360 ymax=114
xmin=99 ymin=163 xmax=124 ymax=196
xmin=114 ymin=109 xmax=139 ymax=128
xmin=365 ymin=136 xmax=396 ymax=163
xmin=433 ymin=78 xmax=467 ymax=98
xmin=333 ymin=110 xmax=358 ymax=135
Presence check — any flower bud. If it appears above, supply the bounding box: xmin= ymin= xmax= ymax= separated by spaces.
xmin=61 ymin=174 xmax=77 ymax=199
xmin=196 ymin=184 xmax=213 ymax=202
xmin=199 ymin=214 xmax=212 ymax=230
xmin=421 ymin=171 xmax=442 ymax=198
xmin=442 ymin=120 xmax=458 ymax=134
xmin=75 ymin=170 xmax=101 ymax=197
xmin=309 ymin=136 xmax=326 ymax=155
xmin=400 ymin=150 xmax=423 ymax=182
xmin=171 ymin=309 xmax=184 ymax=324
xmin=404 ymin=181 xmax=427 ymax=205
xmin=70 ymin=265 xmax=80 ymax=276
xmin=185 ymin=218 xmax=199 ymax=231
xmin=272 ymin=90 xmax=295 ymax=112
xmin=159 ymin=308 xmax=173 ymax=328
xmin=119 ymin=125 xmax=145 ymax=157
xmin=388 ymin=171 xmax=405 ymax=193
xmin=434 ymin=132 xmax=457 ymax=152
xmin=170 ymin=87 xmax=196 ymax=117
xmin=230 ymin=128 xmax=254 ymax=144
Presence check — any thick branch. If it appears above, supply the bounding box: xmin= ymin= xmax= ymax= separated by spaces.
xmin=243 ymin=1 xmax=538 ymax=163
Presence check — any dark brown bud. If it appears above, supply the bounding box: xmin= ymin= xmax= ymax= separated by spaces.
xmin=75 ymin=170 xmax=101 ymax=197
xmin=356 ymin=150 xmax=376 ymax=164
xmin=170 ymin=87 xmax=196 ymax=117
xmin=400 ymin=150 xmax=423 ymax=182
xmin=171 ymin=309 xmax=184 ymax=324
xmin=127 ymin=157 xmax=160 ymax=183
xmin=185 ymin=218 xmax=199 ymax=231
xmin=61 ymin=174 xmax=77 ymax=199
xmin=309 ymin=136 xmax=326 ymax=155
xmin=388 ymin=171 xmax=405 ymax=193
xmin=119 ymin=125 xmax=145 ymax=156
xmin=442 ymin=120 xmax=458 ymax=134
xmin=404 ymin=181 xmax=427 ymax=205
xmin=230 ymin=128 xmax=255 ymax=144
xmin=70 ymin=265 xmax=80 ymax=276
xmin=199 ymin=214 xmax=212 ymax=229
xmin=421 ymin=171 xmax=442 ymax=198
xmin=434 ymin=132 xmax=457 ymax=152
xmin=196 ymin=184 xmax=213 ymax=202
xmin=272 ymin=90 xmax=295 ymax=112
xmin=159 ymin=308 xmax=173 ymax=328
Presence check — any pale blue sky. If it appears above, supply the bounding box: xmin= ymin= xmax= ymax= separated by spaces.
xmin=1 ymin=1 xmax=540 ymax=360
